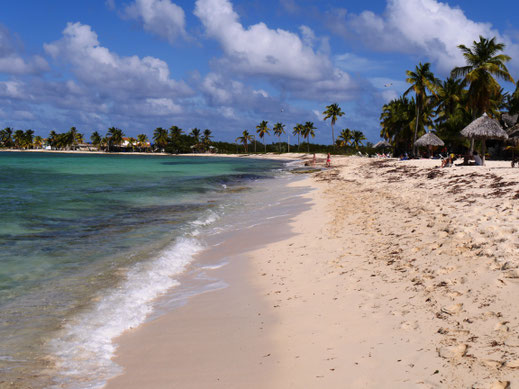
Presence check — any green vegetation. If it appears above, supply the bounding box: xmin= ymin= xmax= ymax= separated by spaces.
xmin=382 ymin=35 xmax=517 ymax=157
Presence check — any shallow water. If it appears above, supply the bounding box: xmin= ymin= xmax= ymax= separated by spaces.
xmin=0 ymin=152 xmax=291 ymax=388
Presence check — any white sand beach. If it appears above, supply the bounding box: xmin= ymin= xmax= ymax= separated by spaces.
xmin=106 ymin=156 xmax=519 ymax=389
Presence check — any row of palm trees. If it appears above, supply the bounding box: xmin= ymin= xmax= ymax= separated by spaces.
xmin=0 ymin=125 xmax=214 ymax=153
xmin=381 ymin=36 xmax=518 ymax=154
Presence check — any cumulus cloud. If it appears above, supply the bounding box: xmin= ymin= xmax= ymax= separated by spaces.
xmin=0 ymin=25 xmax=48 ymax=75
xmin=123 ymin=0 xmax=187 ymax=44
xmin=341 ymin=0 xmax=519 ymax=73
xmin=44 ymin=22 xmax=191 ymax=100
xmin=194 ymin=0 xmax=330 ymax=81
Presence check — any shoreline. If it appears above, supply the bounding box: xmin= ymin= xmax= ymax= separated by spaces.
xmin=106 ymin=156 xmax=519 ymax=388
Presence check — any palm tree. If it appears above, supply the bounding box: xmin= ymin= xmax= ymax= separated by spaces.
xmin=24 ymin=130 xmax=34 ymax=149
xmin=256 ymin=121 xmax=270 ymax=152
xmin=190 ymin=128 xmax=201 ymax=144
xmin=0 ymin=127 xmax=13 ymax=148
xmin=323 ymin=103 xmax=345 ymax=147
xmin=91 ymin=131 xmax=102 ymax=150
xmin=107 ymin=127 xmax=124 ymax=152
xmin=13 ymin=130 xmax=24 ymax=149
xmin=351 ymin=130 xmax=366 ymax=150
xmin=235 ymin=130 xmax=253 ymax=153
xmin=33 ymin=136 xmax=43 ymax=149
xmin=302 ymin=121 xmax=316 ymax=152
xmin=404 ymin=62 xmax=439 ymax=155
xmin=292 ymin=124 xmax=304 ymax=150
xmin=337 ymin=128 xmax=353 ymax=149
xmin=48 ymin=131 xmax=57 ymax=149
xmin=153 ymin=127 xmax=168 ymax=151
xmin=380 ymin=97 xmax=415 ymax=152
xmin=137 ymin=134 xmax=149 ymax=152
xmin=170 ymin=126 xmax=183 ymax=139
xmin=273 ymin=122 xmax=285 ymax=152
xmin=203 ymin=129 xmax=212 ymax=145
xmin=452 ymin=36 xmax=514 ymax=118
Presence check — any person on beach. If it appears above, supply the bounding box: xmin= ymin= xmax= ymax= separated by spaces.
xmin=473 ymin=151 xmax=483 ymax=166
xmin=312 ymin=153 xmax=316 ymax=166
xmin=326 ymin=153 xmax=331 ymax=167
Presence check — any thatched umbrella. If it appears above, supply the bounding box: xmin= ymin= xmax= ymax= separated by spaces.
xmin=374 ymin=140 xmax=391 ymax=148
xmin=414 ymin=131 xmax=444 ymax=158
xmin=460 ymin=113 xmax=508 ymax=165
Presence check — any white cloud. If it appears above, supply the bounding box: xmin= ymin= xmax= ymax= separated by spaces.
xmin=123 ymin=0 xmax=187 ymax=44
xmin=344 ymin=0 xmax=519 ymax=73
xmin=44 ymin=22 xmax=191 ymax=100
xmin=0 ymin=25 xmax=48 ymax=75
xmin=194 ymin=0 xmax=330 ymax=81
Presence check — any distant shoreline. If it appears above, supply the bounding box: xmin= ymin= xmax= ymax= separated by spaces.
xmin=0 ymin=148 xmax=312 ymax=161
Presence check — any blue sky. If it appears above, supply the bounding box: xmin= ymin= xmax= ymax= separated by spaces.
xmin=1 ymin=0 xmax=518 ymax=144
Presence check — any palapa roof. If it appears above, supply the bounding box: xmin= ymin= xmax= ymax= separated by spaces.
xmin=502 ymin=113 xmax=519 ymax=128
xmin=374 ymin=140 xmax=391 ymax=148
xmin=414 ymin=132 xmax=444 ymax=147
xmin=460 ymin=113 xmax=508 ymax=140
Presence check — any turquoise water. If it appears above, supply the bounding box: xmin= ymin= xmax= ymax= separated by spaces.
xmin=0 ymin=152 xmax=285 ymax=388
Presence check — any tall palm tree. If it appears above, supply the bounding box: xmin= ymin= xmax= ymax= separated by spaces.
xmin=404 ymin=62 xmax=439 ymax=155
xmin=13 ymin=130 xmax=24 ymax=149
xmin=0 ymin=127 xmax=13 ymax=147
xmin=256 ymin=121 xmax=270 ymax=152
xmin=33 ymin=136 xmax=43 ymax=149
xmin=302 ymin=121 xmax=316 ymax=153
xmin=24 ymin=130 xmax=34 ymax=149
xmin=107 ymin=127 xmax=124 ymax=152
xmin=337 ymin=128 xmax=353 ymax=149
xmin=203 ymin=129 xmax=212 ymax=145
xmin=137 ymin=134 xmax=149 ymax=152
xmin=190 ymin=128 xmax=201 ymax=144
xmin=351 ymin=130 xmax=366 ymax=150
xmin=153 ymin=127 xmax=168 ymax=151
xmin=380 ymin=97 xmax=415 ymax=152
xmin=323 ymin=103 xmax=345 ymax=147
xmin=292 ymin=123 xmax=303 ymax=150
xmin=235 ymin=130 xmax=253 ymax=153
xmin=127 ymin=137 xmax=136 ymax=151
xmin=91 ymin=131 xmax=102 ymax=150
xmin=48 ymin=130 xmax=57 ymax=149
xmin=452 ymin=36 xmax=514 ymax=118
xmin=273 ymin=122 xmax=285 ymax=152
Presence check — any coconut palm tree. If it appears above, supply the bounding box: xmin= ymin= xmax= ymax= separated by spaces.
xmin=203 ymin=129 xmax=212 ymax=145
xmin=337 ymin=128 xmax=353 ymax=149
xmin=91 ymin=131 xmax=101 ymax=150
xmin=380 ymin=97 xmax=415 ymax=151
xmin=33 ymin=136 xmax=43 ymax=149
xmin=323 ymin=103 xmax=345 ymax=147
xmin=13 ymin=130 xmax=24 ymax=149
xmin=404 ymin=62 xmax=439 ymax=155
xmin=452 ymin=36 xmax=514 ymax=118
xmin=137 ymin=134 xmax=149 ymax=152
xmin=292 ymin=123 xmax=303 ymax=150
xmin=302 ymin=121 xmax=316 ymax=152
xmin=236 ymin=130 xmax=253 ymax=153
xmin=153 ymin=127 xmax=168 ymax=151
xmin=256 ymin=121 xmax=270 ymax=152
xmin=0 ymin=127 xmax=13 ymax=147
xmin=24 ymin=130 xmax=34 ymax=149
xmin=351 ymin=130 xmax=366 ymax=150
xmin=107 ymin=127 xmax=124 ymax=152
xmin=273 ymin=122 xmax=285 ymax=152
xmin=190 ymin=128 xmax=201 ymax=144
xmin=127 ymin=137 xmax=136 ymax=151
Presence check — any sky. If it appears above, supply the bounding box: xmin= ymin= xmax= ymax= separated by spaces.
xmin=1 ymin=0 xmax=518 ymax=144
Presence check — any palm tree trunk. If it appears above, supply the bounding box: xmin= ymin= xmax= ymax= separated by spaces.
xmin=331 ymin=123 xmax=335 ymax=148
xmin=298 ymin=135 xmax=300 ymax=150
xmin=481 ymin=139 xmax=486 ymax=165
xmin=413 ymin=105 xmax=420 ymax=156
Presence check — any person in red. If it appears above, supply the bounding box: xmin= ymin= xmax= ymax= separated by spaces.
xmin=326 ymin=153 xmax=331 ymax=167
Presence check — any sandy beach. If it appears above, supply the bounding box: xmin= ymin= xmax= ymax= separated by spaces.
xmin=105 ymin=155 xmax=519 ymax=389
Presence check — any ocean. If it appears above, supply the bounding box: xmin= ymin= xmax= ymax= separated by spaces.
xmin=0 ymin=152 xmax=303 ymax=388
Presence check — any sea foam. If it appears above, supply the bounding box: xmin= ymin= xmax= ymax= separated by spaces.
xmin=49 ymin=236 xmax=203 ymax=388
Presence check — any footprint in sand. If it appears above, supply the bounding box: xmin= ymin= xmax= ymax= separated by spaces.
xmin=438 ymin=343 xmax=468 ymax=359
xmin=441 ymin=303 xmax=463 ymax=315
xmin=490 ymin=381 xmax=510 ymax=389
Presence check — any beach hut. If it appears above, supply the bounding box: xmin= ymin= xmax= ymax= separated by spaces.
xmin=374 ymin=140 xmax=391 ymax=148
xmin=460 ymin=113 xmax=508 ymax=165
xmin=414 ymin=132 xmax=444 ymax=157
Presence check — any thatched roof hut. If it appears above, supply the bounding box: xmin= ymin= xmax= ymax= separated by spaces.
xmin=502 ymin=113 xmax=519 ymax=129
xmin=460 ymin=113 xmax=508 ymax=165
xmin=461 ymin=113 xmax=508 ymax=140
xmin=414 ymin=132 xmax=444 ymax=147
xmin=374 ymin=140 xmax=391 ymax=148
